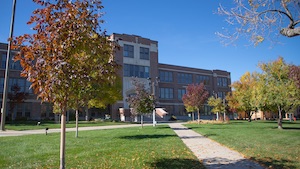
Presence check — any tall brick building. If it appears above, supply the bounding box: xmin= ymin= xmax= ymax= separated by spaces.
xmin=0 ymin=33 xmax=232 ymax=121
xmin=109 ymin=33 xmax=231 ymax=120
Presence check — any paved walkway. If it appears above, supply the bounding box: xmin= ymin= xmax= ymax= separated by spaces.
xmin=1 ymin=122 xmax=264 ymax=169
xmin=0 ymin=123 xmax=153 ymax=137
xmin=169 ymin=123 xmax=264 ymax=169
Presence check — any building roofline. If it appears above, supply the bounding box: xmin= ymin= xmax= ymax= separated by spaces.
xmin=158 ymin=63 xmax=230 ymax=75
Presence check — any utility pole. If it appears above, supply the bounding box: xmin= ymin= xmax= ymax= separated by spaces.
xmin=148 ymin=77 xmax=159 ymax=127
xmin=1 ymin=0 xmax=17 ymax=131
xmin=152 ymin=81 xmax=156 ymax=127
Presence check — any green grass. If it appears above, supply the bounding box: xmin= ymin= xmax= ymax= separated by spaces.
xmin=0 ymin=125 xmax=205 ymax=169
xmin=185 ymin=120 xmax=300 ymax=169
xmin=5 ymin=120 xmax=132 ymax=131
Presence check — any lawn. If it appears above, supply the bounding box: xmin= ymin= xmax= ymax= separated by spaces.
xmin=185 ymin=120 xmax=300 ymax=169
xmin=5 ymin=120 xmax=132 ymax=131
xmin=0 ymin=125 xmax=205 ymax=169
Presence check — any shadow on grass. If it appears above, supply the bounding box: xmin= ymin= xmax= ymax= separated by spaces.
xmin=202 ymin=157 xmax=263 ymax=169
xmin=119 ymin=134 xmax=175 ymax=140
xmin=149 ymin=158 xmax=205 ymax=169
xmin=282 ymin=127 xmax=300 ymax=130
xmin=203 ymin=133 xmax=217 ymax=137
xmin=250 ymin=157 xmax=297 ymax=169
xmin=6 ymin=121 xmax=55 ymax=126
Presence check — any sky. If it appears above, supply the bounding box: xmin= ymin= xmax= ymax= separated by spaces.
xmin=0 ymin=0 xmax=299 ymax=83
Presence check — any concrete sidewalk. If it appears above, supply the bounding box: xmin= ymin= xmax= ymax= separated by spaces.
xmin=0 ymin=123 xmax=152 ymax=137
xmin=169 ymin=123 xmax=264 ymax=169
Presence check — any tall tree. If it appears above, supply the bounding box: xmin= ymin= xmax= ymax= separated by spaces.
xmin=207 ymin=96 xmax=226 ymax=121
xmin=258 ymin=57 xmax=300 ymax=129
xmin=218 ymin=0 xmax=300 ymax=45
xmin=126 ymin=78 xmax=155 ymax=128
xmin=289 ymin=65 xmax=300 ymax=89
xmin=11 ymin=0 xmax=118 ymax=168
xmin=182 ymin=83 xmax=209 ymax=124
xmin=230 ymin=72 xmax=258 ymax=122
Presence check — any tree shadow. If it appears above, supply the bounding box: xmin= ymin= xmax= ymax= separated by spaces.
xmin=149 ymin=158 xmax=205 ymax=169
xmin=179 ymin=135 xmax=205 ymax=139
xmin=203 ymin=133 xmax=217 ymax=137
xmin=202 ymin=157 xmax=264 ymax=169
xmin=171 ymin=127 xmax=192 ymax=130
xmin=282 ymin=127 xmax=300 ymax=130
xmin=250 ymin=156 xmax=297 ymax=169
xmin=156 ymin=126 xmax=171 ymax=129
xmin=119 ymin=134 xmax=175 ymax=140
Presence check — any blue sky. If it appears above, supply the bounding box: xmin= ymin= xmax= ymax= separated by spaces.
xmin=1 ymin=0 xmax=299 ymax=82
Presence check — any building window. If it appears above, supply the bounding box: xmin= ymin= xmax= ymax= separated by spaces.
xmin=159 ymin=70 xmax=173 ymax=82
xmin=123 ymin=64 xmax=150 ymax=78
xmin=217 ymin=91 xmax=226 ymax=99
xmin=178 ymin=73 xmax=192 ymax=84
xmin=0 ymin=78 xmax=4 ymax=93
xmin=25 ymin=80 xmax=33 ymax=94
xmin=123 ymin=44 xmax=134 ymax=58
xmin=25 ymin=103 xmax=31 ymax=118
xmin=217 ymin=77 xmax=228 ymax=87
xmin=1 ymin=52 xmax=22 ymax=70
xmin=10 ymin=60 xmax=22 ymax=70
xmin=140 ymin=47 xmax=149 ymax=60
xmin=9 ymin=78 xmax=25 ymax=92
xmin=159 ymin=87 xmax=173 ymax=99
xmin=1 ymin=53 xmax=6 ymax=69
xmin=178 ymin=88 xmax=186 ymax=100
xmin=196 ymin=75 xmax=210 ymax=85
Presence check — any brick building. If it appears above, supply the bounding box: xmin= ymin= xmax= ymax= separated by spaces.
xmin=0 ymin=33 xmax=232 ymax=121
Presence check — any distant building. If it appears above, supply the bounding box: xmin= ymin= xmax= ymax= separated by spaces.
xmin=109 ymin=33 xmax=231 ymax=121
xmin=0 ymin=33 xmax=233 ymax=121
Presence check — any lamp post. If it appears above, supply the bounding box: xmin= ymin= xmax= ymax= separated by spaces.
xmin=148 ymin=77 xmax=159 ymax=127
xmin=1 ymin=0 xmax=17 ymax=131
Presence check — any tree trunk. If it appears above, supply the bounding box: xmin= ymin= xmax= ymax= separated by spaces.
xmin=278 ymin=106 xmax=283 ymax=129
xmin=197 ymin=109 xmax=200 ymax=124
xmin=223 ymin=112 xmax=226 ymax=122
xmin=216 ymin=112 xmax=219 ymax=121
xmin=75 ymin=109 xmax=79 ymax=138
xmin=247 ymin=111 xmax=252 ymax=122
xmin=60 ymin=110 xmax=66 ymax=169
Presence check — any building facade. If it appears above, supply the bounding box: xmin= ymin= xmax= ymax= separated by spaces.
xmin=0 ymin=33 xmax=233 ymax=121
xmin=109 ymin=33 xmax=231 ymax=120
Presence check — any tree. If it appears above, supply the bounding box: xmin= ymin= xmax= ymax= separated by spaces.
xmin=289 ymin=65 xmax=300 ymax=89
xmin=182 ymin=83 xmax=209 ymax=124
xmin=69 ymin=72 xmax=122 ymax=138
xmin=11 ymin=0 xmax=119 ymax=168
xmin=230 ymin=72 xmax=258 ymax=122
xmin=7 ymin=84 xmax=28 ymax=121
xmin=126 ymin=78 xmax=155 ymax=128
xmin=258 ymin=57 xmax=300 ymax=129
xmin=207 ymin=96 xmax=226 ymax=121
xmin=218 ymin=0 xmax=300 ymax=45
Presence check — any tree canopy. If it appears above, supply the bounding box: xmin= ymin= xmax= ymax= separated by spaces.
xmin=11 ymin=0 xmax=119 ymax=168
xmin=126 ymin=78 xmax=155 ymax=125
xmin=182 ymin=83 xmax=209 ymax=123
xmin=207 ymin=96 xmax=226 ymax=120
xmin=218 ymin=0 xmax=300 ymax=45
xmin=258 ymin=57 xmax=300 ymax=129
xmin=228 ymin=57 xmax=300 ymax=128
xmin=230 ymin=72 xmax=258 ymax=121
